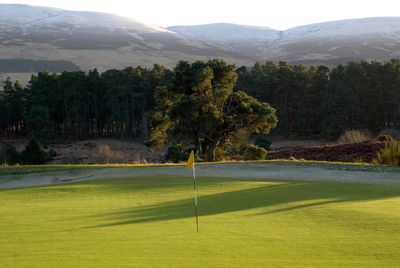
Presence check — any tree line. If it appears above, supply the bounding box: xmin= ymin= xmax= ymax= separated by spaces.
xmin=1 ymin=59 xmax=400 ymax=145
xmin=236 ymin=60 xmax=400 ymax=139
xmin=0 ymin=65 xmax=172 ymax=142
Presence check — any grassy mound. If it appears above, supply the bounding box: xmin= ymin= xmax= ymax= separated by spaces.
xmin=1 ymin=176 xmax=400 ymax=267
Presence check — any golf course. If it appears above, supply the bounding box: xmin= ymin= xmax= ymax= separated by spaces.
xmin=1 ymin=162 xmax=400 ymax=267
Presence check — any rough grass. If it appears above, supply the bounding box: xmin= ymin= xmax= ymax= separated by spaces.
xmin=373 ymin=142 xmax=400 ymax=166
xmin=0 ymin=159 xmax=393 ymax=173
xmin=1 ymin=176 xmax=400 ymax=267
xmin=338 ymin=130 xmax=373 ymax=144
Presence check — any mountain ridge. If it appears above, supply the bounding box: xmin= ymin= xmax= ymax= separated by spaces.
xmin=0 ymin=3 xmax=250 ymax=82
xmin=169 ymin=17 xmax=400 ymax=65
xmin=169 ymin=17 xmax=400 ymax=41
xmin=1 ymin=3 xmax=400 ymax=85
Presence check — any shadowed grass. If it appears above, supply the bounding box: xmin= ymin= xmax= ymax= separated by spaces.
xmin=85 ymin=180 xmax=400 ymax=227
xmin=1 ymin=176 xmax=400 ymax=267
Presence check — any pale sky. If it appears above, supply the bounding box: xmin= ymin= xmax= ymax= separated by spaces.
xmin=1 ymin=0 xmax=400 ymax=30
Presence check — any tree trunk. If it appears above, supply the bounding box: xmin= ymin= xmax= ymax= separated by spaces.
xmin=141 ymin=109 xmax=149 ymax=139
xmin=207 ymin=140 xmax=219 ymax=162
xmin=94 ymin=87 xmax=99 ymax=138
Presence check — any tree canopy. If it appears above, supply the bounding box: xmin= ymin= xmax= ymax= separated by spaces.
xmin=147 ymin=59 xmax=277 ymax=161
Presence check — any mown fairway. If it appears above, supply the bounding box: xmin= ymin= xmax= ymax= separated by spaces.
xmin=1 ymin=175 xmax=400 ymax=267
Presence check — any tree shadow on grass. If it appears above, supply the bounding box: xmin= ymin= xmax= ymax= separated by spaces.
xmin=85 ymin=180 xmax=400 ymax=228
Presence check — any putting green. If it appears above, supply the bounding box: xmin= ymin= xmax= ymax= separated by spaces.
xmin=1 ymin=176 xmax=400 ymax=267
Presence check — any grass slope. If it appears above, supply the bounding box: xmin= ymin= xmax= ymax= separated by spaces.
xmin=1 ymin=176 xmax=400 ymax=267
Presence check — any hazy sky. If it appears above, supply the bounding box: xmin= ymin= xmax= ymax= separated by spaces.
xmin=1 ymin=0 xmax=400 ymax=30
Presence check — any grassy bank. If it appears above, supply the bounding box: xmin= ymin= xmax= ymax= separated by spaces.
xmin=1 ymin=159 xmax=399 ymax=175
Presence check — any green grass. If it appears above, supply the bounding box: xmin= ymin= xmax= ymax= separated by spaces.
xmin=1 ymin=176 xmax=400 ymax=267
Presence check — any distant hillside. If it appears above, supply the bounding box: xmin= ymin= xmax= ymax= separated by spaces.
xmin=1 ymin=3 xmax=400 ymax=77
xmin=0 ymin=4 xmax=251 ymax=75
xmin=168 ymin=23 xmax=278 ymax=55
xmin=169 ymin=18 xmax=400 ymax=65
xmin=0 ymin=59 xmax=80 ymax=73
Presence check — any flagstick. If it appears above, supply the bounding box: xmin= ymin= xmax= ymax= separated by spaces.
xmin=192 ymin=166 xmax=199 ymax=233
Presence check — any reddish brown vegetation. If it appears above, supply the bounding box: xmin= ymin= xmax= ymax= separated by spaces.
xmin=267 ymin=141 xmax=389 ymax=163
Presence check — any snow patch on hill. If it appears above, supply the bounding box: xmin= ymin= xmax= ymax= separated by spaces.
xmin=168 ymin=23 xmax=279 ymax=42
xmin=282 ymin=17 xmax=400 ymax=41
xmin=0 ymin=4 xmax=171 ymax=33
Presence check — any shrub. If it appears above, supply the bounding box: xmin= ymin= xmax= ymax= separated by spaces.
xmin=255 ymin=134 xmax=272 ymax=150
xmin=376 ymin=134 xmax=395 ymax=143
xmin=164 ymin=143 xmax=191 ymax=163
xmin=373 ymin=142 xmax=400 ymax=166
xmin=20 ymin=138 xmax=50 ymax=165
xmin=112 ymin=151 xmax=124 ymax=163
xmin=241 ymin=144 xmax=267 ymax=160
xmin=378 ymin=129 xmax=400 ymax=141
xmin=62 ymin=153 xmax=82 ymax=165
xmin=98 ymin=144 xmax=124 ymax=164
xmin=5 ymin=143 xmax=20 ymax=164
xmin=214 ymin=146 xmax=226 ymax=161
xmin=0 ymin=143 xmax=20 ymax=165
xmin=0 ymin=144 xmax=6 ymax=164
xmin=353 ymin=157 xmax=364 ymax=163
xmin=48 ymin=149 xmax=58 ymax=158
xmin=338 ymin=129 xmax=372 ymax=144
xmin=27 ymin=106 xmax=53 ymax=144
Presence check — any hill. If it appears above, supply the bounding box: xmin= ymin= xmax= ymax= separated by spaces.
xmin=0 ymin=4 xmax=251 ymax=83
xmin=2 ymin=5 xmax=400 ymax=82
xmin=169 ymin=17 xmax=400 ymax=65
xmin=168 ymin=23 xmax=279 ymax=55
xmin=0 ymin=59 xmax=80 ymax=72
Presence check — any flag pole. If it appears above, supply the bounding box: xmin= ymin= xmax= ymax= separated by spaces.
xmin=187 ymin=150 xmax=199 ymax=232
xmin=192 ymin=165 xmax=199 ymax=233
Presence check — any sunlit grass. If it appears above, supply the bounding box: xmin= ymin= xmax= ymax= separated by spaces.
xmin=1 ymin=176 xmax=400 ymax=267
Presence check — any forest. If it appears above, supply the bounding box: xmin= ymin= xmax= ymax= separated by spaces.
xmin=1 ymin=58 xmax=400 ymax=145
xmin=236 ymin=59 xmax=400 ymax=139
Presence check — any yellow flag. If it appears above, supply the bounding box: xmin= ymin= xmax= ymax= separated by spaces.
xmin=187 ymin=150 xmax=195 ymax=168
